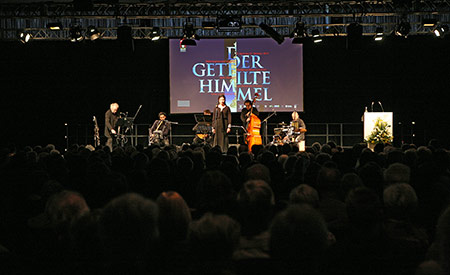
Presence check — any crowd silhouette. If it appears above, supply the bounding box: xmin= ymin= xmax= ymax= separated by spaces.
xmin=0 ymin=139 xmax=449 ymax=274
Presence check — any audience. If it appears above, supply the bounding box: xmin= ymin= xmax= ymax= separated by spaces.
xmin=0 ymin=140 xmax=449 ymax=274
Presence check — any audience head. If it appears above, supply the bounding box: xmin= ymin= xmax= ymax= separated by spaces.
xmin=156 ymin=191 xmax=192 ymax=242
xmin=237 ymin=180 xmax=275 ymax=236
xmin=189 ymin=213 xmax=240 ymax=260
xmin=269 ymin=204 xmax=329 ymax=272
xmin=383 ymin=183 xmax=417 ymax=220
xmin=384 ymin=162 xmax=411 ymax=186
xmin=99 ymin=193 xmax=158 ymax=259
xmin=289 ymin=184 xmax=320 ymax=208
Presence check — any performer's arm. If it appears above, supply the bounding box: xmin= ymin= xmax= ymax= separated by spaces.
xmin=300 ymin=119 xmax=306 ymax=129
xmin=240 ymin=109 xmax=246 ymax=123
xmin=163 ymin=122 xmax=170 ymax=137
xmin=212 ymin=108 xmax=216 ymax=133
xmin=227 ymin=107 xmax=232 ymax=133
xmin=252 ymin=108 xmax=259 ymax=117
xmin=149 ymin=120 xmax=157 ymax=135
xmin=105 ymin=111 xmax=116 ymax=134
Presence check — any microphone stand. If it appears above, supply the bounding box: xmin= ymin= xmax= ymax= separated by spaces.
xmin=262 ymin=111 xmax=276 ymax=145
xmin=166 ymin=121 xmax=179 ymax=145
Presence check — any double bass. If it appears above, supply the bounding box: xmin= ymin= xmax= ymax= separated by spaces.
xmin=246 ymin=94 xmax=262 ymax=151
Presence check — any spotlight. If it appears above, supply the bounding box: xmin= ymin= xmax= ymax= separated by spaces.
xmin=150 ymin=27 xmax=161 ymax=41
xmin=422 ymin=18 xmax=437 ymax=27
xmin=291 ymin=21 xmax=308 ymax=44
xmin=181 ymin=22 xmax=198 ymax=46
xmin=433 ymin=24 xmax=449 ymax=37
xmin=69 ymin=25 xmax=84 ymax=42
xmin=395 ymin=21 xmax=411 ymax=37
xmin=202 ymin=21 xmax=216 ymax=30
xmin=259 ymin=23 xmax=284 ymax=44
xmin=87 ymin=25 xmax=101 ymax=40
xmin=217 ymin=16 xmax=242 ymax=32
xmin=374 ymin=27 xmax=384 ymax=41
xmin=18 ymin=31 xmax=32 ymax=43
xmin=311 ymin=29 xmax=322 ymax=43
xmin=47 ymin=22 xmax=63 ymax=31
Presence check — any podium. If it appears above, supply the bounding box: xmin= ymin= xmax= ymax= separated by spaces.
xmin=363 ymin=112 xmax=393 ymax=147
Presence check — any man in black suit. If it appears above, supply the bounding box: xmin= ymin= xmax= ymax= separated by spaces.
xmin=105 ymin=102 xmax=119 ymax=151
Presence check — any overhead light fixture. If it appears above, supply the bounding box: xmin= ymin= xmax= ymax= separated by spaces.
xmin=374 ymin=27 xmax=384 ymax=41
xmin=69 ymin=25 xmax=84 ymax=42
xmin=217 ymin=16 xmax=242 ymax=32
xmin=259 ymin=23 xmax=284 ymax=44
xmin=202 ymin=21 xmax=216 ymax=30
xmin=311 ymin=29 xmax=322 ymax=43
xmin=47 ymin=22 xmax=63 ymax=31
xmin=86 ymin=25 xmax=101 ymax=40
xmin=291 ymin=21 xmax=308 ymax=44
xmin=395 ymin=21 xmax=411 ymax=37
xmin=149 ymin=27 xmax=161 ymax=41
xmin=433 ymin=24 xmax=449 ymax=37
xmin=422 ymin=18 xmax=437 ymax=27
xmin=181 ymin=22 xmax=198 ymax=46
xmin=18 ymin=30 xmax=32 ymax=43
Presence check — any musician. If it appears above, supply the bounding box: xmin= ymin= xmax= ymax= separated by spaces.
xmin=240 ymin=99 xmax=259 ymax=129
xmin=149 ymin=112 xmax=171 ymax=147
xmin=290 ymin=111 xmax=307 ymax=151
xmin=105 ymin=102 xmax=120 ymax=151
xmin=212 ymin=95 xmax=232 ymax=152
xmin=192 ymin=109 xmax=213 ymax=145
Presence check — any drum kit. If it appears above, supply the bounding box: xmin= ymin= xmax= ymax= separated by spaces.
xmin=271 ymin=122 xmax=306 ymax=145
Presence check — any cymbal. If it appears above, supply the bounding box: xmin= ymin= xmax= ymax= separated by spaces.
xmin=278 ymin=122 xmax=288 ymax=126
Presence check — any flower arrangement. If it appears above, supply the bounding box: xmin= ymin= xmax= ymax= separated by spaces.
xmin=365 ymin=118 xmax=393 ymax=144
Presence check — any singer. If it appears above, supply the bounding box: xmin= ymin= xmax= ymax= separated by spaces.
xmin=149 ymin=112 xmax=171 ymax=147
xmin=212 ymin=95 xmax=232 ymax=152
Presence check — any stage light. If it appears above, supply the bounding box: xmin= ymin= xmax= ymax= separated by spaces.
xmin=181 ymin=22 xmax=198 ymax=46
xmin=202 ymin=21 xmax=216 ymax=30
xmin=217 ymin=16 xmax=242 ymax=32
xmin=422 ymin=18 xmax=437 ymax=27
xmin=291 ymin=21 xmax=308 ymax=44
xmin=433 ymin=24 xmax=449 ymax=37
xmin=395 ymin=21 xmax=411 ymax=37
xmin=69 ymin=25 xmax=84 ymax=42
xmin=311 ymin=29 xmax=322 ymax=43
xmin=47 ymin=22 xmax=63 ymax=31
xmin=87 ymin=25 xmax=101 ymax=40
xmin=18 ymin=31 xmax=32 ymax=43
xmin=259 ymin=23 xmax=284 ymax=44
xmin=149 ymin=27 xmax=162 ymax=41
xmin=374 ymin=27 xmax=384 ymax=41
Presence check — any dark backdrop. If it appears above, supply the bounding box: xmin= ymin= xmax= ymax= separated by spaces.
xmin=1 ymin=35 xmax=449 ymax=149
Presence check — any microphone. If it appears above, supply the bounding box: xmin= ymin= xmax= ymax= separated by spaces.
xmin=378 ymin=101 xmax=384 ymax=112
xmin=371 ymin=102 xmax=374 ymax=112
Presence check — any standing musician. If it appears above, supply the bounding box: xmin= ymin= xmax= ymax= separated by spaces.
xmin=290 ymin=111 xmax=307 ymax=151
xmin=240 ymin=99 xmax=260 ymax=129
xmin=105 ymin=102 xmax=120 ymax=151
xmin=243 ymin=95 xmax=262 ymax=151
xmin=212 ymin=95 xmax=232 ymax=152
xmin=149 ymin=112 xmax=171 ymax=147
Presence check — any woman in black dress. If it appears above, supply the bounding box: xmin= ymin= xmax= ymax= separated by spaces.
xmin=212 ymin=95 xmax=232 ymax=152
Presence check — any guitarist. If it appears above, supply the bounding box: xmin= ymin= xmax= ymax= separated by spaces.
xmin=149 ymin=112 xmax=171 ymax=147
xmin=240 ymin=99 xmax=259 ymax=129
xmin=105 ymin=102 xmax=120 ymax=151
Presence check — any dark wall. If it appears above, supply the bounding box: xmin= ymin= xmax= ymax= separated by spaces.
xmin=1 ymin=35 xmax=449 ymax=148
